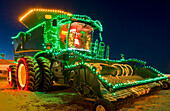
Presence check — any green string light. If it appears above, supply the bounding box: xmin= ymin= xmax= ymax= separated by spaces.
xmin=113 ymin=93 xmax=116 ymax=96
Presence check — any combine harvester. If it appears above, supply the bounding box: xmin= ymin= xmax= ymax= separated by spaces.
xmin=7 ymin=9 xmax=169 ymax=111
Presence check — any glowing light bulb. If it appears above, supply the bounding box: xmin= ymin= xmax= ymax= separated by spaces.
xmin=74 ymin=38 xmax=80 ymax=45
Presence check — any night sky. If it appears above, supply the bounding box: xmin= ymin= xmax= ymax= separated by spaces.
xmin=0 ymin=0 xmax=170 ymax=73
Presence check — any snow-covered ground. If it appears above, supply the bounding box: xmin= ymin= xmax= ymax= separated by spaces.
xmin=120 ymin=89 xmax=170 ymax=111
xmin=0 ymin=76 xmax=94 ymax=111
xmin=0 ymin=74 xmax=169 ymax=111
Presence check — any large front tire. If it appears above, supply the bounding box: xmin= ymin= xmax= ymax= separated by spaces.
xmin=16 ymin=57 xmax=41 ymax=91
xmin=36 ymin=57 xmax=53 ymax=91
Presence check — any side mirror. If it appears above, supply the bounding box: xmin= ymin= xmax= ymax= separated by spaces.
xmin=0 ymin=53 xmax=5 ymax=58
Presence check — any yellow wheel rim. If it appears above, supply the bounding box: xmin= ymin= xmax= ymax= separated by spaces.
xmin=8 ymin=71 xmax=12 ymax=82
xmin=18 ymin=64 xmax=26 ymax=88
xmin=96 ymin=105 xmax=106 ymax=111
xmin=164 ymin=83 xmax=168 ymax=88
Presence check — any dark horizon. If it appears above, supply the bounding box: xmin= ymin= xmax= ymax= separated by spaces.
xmin=0 ymin=0 xmax=170 ymax=73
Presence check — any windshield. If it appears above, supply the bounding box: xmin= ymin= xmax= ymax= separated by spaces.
xmin=59 ymin=22 xmax=93 ymax=50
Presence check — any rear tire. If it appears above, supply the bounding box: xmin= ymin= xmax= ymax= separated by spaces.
xmin=16 ymin=57 xmax=41 ymax=91
xmin=94 ymin=99 xmax=115 ymax=111
xmin=161 ymin=81 xmax=169 ymax=90
xmin=36 ymin=57 xmax=53 ymax=91
xmin=7 ymin=65 xmax=16 ymax=87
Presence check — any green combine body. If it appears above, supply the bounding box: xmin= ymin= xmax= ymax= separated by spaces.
xmin=7 ymin=9 xmax=169 ymax=111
